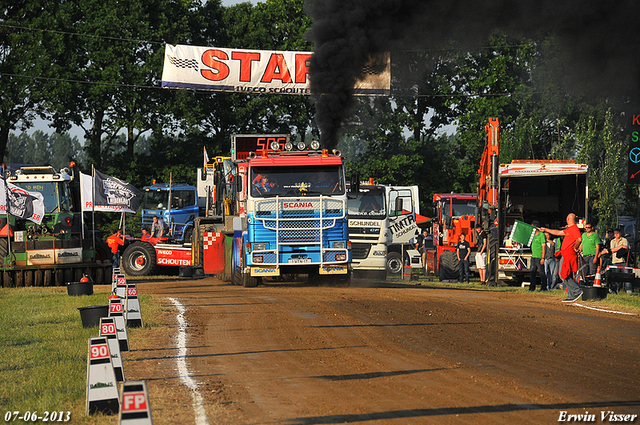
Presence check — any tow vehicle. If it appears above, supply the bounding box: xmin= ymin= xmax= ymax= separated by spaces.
xmin=426 ymin=193 xmax=478 ymax=280
xmin=1 ymin=165 xmax=112 ymax=287
xmin=476 ymin=118 xmax=589 ymax=285
xmin=120 ymin=136 xmax=352 ymax=287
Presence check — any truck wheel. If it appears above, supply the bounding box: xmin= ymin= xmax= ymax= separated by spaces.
xmin=35 ymin=270 xmax=44 ymax=286
xmin=242 ymin=272 xmax=260 ymax=287
xmin=439 ymin=251 xmax=459 ymax=281
xmin=25 ymin=270 xmax=34 ymax=287
xmin=122 ymin=242 xmax=158 ymax=276
xmin=386 ymin=252 xmax=403 ymax=275
xmin=241 ymin=244 xmax=259 ymax=287
xmin=44 ymin=269 xmax=53 ymax=286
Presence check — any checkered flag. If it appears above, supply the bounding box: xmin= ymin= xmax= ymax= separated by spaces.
xmin=168 ymin=55 xmax=198 ymax=71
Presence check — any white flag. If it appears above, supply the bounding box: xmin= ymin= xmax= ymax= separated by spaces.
xmin=0 ymin=180 xmax=45 ymax=224
xmin=204 ymin=146 xmax=209 ymax=168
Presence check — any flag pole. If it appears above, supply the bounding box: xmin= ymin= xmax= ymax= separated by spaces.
xmin=92 ymin=165 xmax=96 ymax=251
xmin=2 ymin=165 xmax=11 ymax=265
xmin=168 ymin=172 xmax=172 ymax=236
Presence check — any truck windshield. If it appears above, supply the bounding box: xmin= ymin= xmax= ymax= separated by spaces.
xmin=250 ymin=165 xmax=344 ymax=197
xmin=442 ymin=198 xmax=476 ymax=217
xmin=13 ymin=182 xmax=69 ymax=214
xmin=348 ymin=190 xmax=386 ymax=218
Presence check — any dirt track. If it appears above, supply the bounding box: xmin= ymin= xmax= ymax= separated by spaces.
xmin=127 ymin=277 xmax=640 ymax=424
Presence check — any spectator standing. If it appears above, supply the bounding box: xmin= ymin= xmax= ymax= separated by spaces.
xmin=544 ymin=232 xmax=559 ymax=290
xmin=539 ymin=213 xmax=583 ymax=302
xmin=106 ymin=229 xmax=125 ymax=268
xmin=416 ymin=229 xmax=430 ymax=275
xmin=456 ymin=233 xmax=471 ymax=284
xmin=529 ymin=222 xmax=547 ymax=291
xmin=609 ymin=228 xmax=629 ymax=266
xmin=581 ymin=223 xmax=601 ymax=275
xmin=475 ymin=224 xmax=488 ymax=284
xmin=151 ymin=216 xmax=167 ymax=238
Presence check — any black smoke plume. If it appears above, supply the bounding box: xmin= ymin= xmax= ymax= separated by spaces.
xmin=305 ymin=0 xmax=640 ymax=149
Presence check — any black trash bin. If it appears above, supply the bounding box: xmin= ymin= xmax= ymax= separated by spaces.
xmin=67 ymin=281 xmax=93 ymax=296
xmin=78 ymin=305 xmax=109 ymax=328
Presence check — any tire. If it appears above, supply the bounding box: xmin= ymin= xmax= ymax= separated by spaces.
xmin=44 ymin=269 xmax=53 ymax=287
xmin=25 ymin=270 xmax=34 ymax=287
xmin=386 ymin=251 xmax=403 ymax=275
xmin=55 ymin=269 xmax=64 ymax=286
xmin=242 ymin=271 xmax=259 ymax=287
xmin=96 ymin=267 xmax=104 ymax=285
xmin=16 ymin=271 xmax=24 ymax=287
xmin=241 ymin=245 xmax=259 ymax=287
xmin=183 ymin=225 xmax=194 ymax=244
xmin=439 ymin=251 xmax=459 ymax=281
xmin=122 ymin=242 xmax=159 ymax=276
xmin=35 ymin=270 xmax=44 ymax=286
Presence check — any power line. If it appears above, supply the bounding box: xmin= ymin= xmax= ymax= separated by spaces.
xmin=0 ymin=23 xmax=167 ymax=46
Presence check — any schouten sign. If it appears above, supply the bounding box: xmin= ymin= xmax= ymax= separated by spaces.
xmin=119 ymin=380 xmax=153 ymax=424
xmin=155 ymin=247 xmax=192 ymax=267
xmin=86 ymin=336 xmax=119 ymax=415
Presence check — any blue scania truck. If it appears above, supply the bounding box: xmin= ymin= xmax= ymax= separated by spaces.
xmin=231 ymin=136 xmax=351 ymax=287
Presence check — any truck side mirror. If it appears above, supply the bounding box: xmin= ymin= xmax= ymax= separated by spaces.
xmin=395 ymin=197 xmax=403 ymax=215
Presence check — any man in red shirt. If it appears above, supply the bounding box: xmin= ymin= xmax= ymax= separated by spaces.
xmin=539 ymin=213 xmax=583 ymax=302
xmin=106 ymin=229 xmax=125 ymax=268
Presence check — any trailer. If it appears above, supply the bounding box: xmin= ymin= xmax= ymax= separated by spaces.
xmin=477 ymin=118 xmax=589 ymax=285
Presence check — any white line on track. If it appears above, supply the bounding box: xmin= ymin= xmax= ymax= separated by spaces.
xmin=573 ymin=302 xmax=637 ymax=316
xmin=170 ymin=297 xmax=209 ymax=425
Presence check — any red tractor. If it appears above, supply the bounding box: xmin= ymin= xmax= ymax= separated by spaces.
xmin=426 ymin=193 xmax=477 ymax=280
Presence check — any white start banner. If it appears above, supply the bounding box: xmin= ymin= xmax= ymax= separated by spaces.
xmin=161 ymin=44 xmax=390 ymax=96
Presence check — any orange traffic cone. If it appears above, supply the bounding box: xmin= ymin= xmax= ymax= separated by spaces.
xmin=593 ymin=266 xmax=602 ymax=287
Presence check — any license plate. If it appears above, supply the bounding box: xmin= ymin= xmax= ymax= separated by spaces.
xmin=288 ymin=258 xmax=312 ymax=264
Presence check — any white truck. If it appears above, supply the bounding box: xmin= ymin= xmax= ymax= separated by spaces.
xmin=347 ymin=180 xmax=421 ymax=279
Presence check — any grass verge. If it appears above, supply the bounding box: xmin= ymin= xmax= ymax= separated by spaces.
xmin=0 ymin=286 xmax=165 ymax=424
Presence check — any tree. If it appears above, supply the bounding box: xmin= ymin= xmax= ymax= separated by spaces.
xmin=0 ymin=0 xmax=56 ymax=162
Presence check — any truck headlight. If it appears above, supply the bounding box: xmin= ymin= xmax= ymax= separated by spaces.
xmin=372 ymin=250 xmax=386 ymax=256
xmin=253 ymin=243 xmax=267 ymax=251
xmin=332 ymin=242 xmax=345 ymax=249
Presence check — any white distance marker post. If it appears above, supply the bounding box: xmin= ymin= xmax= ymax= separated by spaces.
xmin=99 ymin=317 xmax=124 ymax=382
xmin=108 ymin=297 xmax=130 ymax=352
xmin=119 ymin=381 xmax=153 ymax=425
xmin=86 ymin=337 xmax=120 ymax=416
xmin=112 ymin=268 xmax=122 ymax=291
xmin=115 ymin=274 xmax=127 ymax=298
xmin=125 ymin=283 xmax=143 ymax=328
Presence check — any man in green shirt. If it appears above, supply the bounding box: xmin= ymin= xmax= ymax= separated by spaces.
xmin=529 ymin=221 xmax=547 ymax=291
xmin=580 ymin=223 xmax=601 ymax=275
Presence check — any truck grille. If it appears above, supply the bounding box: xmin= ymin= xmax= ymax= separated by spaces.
xmin=351 ymin=243 xmax=371 ymax=260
